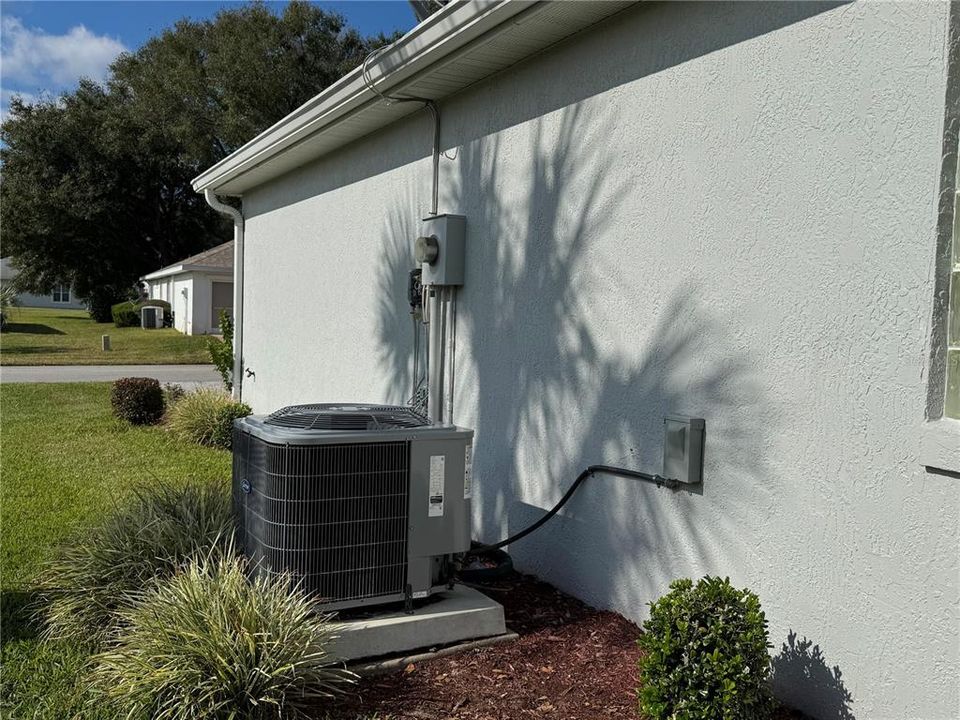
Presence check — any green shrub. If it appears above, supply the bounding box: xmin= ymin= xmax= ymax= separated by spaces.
xmin=167 ymin=388 xmax=250 ymax=448
xmin=91 ymin=554 xmax=354 ymax=720
xmin=111 ymin=301 xmax=138 ymax=327
xmin=87 ymin=287 xmax=123 ymax=323
xmin=162 ymin=382 xmax=186 ymax=406
xmin=211 ymin=401 xmax=252 ymax=449
xmin=37 ymin=480 xmax=234 ymax=647
xmin=110 ymin=377 xmax=165 ymax=425
xmin=637 ymin=576 xmax=774 ymax=720
xmin=111 ymin=299 xmax=172 ymax=327
xmin=208 ymin=309 xmax=234 ymax=391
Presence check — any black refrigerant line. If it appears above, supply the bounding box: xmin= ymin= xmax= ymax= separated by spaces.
xmin=468 ymin=465 xmax=681 ymax=555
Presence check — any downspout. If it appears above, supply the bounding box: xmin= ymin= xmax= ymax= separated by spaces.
xmin=204 ymin=190 xmax=244 ymax=401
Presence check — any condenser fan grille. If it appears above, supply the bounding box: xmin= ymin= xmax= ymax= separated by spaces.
xmin=264 ymin=404 xmax=430 ymax=431
xmin=235 ymin=436 xmax=411 ymax=604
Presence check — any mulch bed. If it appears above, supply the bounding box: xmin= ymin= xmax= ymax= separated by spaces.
xmin=329 ymin=572 xmax=806 ymax=720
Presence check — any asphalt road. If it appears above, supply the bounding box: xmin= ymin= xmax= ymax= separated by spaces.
xmin=0 ymin=364 xmax=222 ymax=388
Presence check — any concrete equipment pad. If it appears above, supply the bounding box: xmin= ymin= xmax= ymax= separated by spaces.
xmin=330 ymin=585 xmax=508 ymax=662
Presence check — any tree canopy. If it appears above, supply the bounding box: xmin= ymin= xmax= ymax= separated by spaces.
xmin=1 ymin=1 xmax=394 ymax=316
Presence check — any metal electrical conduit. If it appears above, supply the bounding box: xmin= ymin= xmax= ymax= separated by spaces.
xmin=362 ymin=45 xmax=451 ymax=423
xmin=469 ymin=465 xmax=681 ymax=555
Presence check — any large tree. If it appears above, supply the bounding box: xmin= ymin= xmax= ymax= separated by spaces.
xmin=1 ymin=1 xmax=394 ymax=318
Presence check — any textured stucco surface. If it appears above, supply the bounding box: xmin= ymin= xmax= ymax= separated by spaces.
xmin=239 ymin=3 xmax=958 ymax=717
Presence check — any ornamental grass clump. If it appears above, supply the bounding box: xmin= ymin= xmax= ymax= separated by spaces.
xmin=38 ymin=479 xmax=234 ymax=647
xmin=92 ymin=554 xmax=354 ymax=720
xmin=637 ymin=576 xmax=774 ymax=720
xmin=167 ymin=387 xmax=250 ymax=449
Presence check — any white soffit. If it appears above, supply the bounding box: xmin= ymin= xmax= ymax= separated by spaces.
xmin=192 ymin=0 xmax=636 ymax=196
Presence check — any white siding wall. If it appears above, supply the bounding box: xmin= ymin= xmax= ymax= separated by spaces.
xmin=146 ymin=272 xmax=230 ymax=334
xmin=172 ymin=274 xmax=193 ymax=334
xmin=1 ymin=258 xmax=85 ymax=309
xmin=239 ymin=3 xmax=958 ymax=717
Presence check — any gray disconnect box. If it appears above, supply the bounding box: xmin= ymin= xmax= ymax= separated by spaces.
xmin=420 ymin=214 xmax=466 ymax=286
xmin=663 ymin=415 xmax=705 ymax=485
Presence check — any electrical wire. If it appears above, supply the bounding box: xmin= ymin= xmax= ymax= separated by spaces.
xmin=361 ymin=45 xmax=443 ymax=215
xmin=469 ymin=465 xmax=681 ymax=555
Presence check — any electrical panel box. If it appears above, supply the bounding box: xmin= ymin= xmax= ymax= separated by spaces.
xmin=420 ymin=214 xmax=465 ymax=286
xmin=663 ymin=415 xmax=705 ymax=485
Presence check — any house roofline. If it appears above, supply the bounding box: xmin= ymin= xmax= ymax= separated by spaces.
xmin=141 ymin=264 xmax=233 ymax=282
xmin=191 ymin=0 xmax=634 ymax=196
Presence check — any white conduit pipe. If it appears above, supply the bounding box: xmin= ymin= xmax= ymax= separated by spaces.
xmin=445 ymin=287 xmax=457 ymax=425
xmin=204 ymin=190 xmax=244 ymax=401
xmin=427 ymin=287 xmax=443 ymax=422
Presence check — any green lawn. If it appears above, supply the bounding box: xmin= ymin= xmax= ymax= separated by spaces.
xmin=0 ymin=383 xmax=233 ymax=718
xmin=0 ymin=307 xmax=211 ymax=365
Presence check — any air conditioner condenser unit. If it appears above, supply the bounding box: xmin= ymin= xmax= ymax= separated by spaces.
xmin=233 ymin=404 xmax=473 ymax=611
xmin=140 ymin=305 xmax=164 ymax=329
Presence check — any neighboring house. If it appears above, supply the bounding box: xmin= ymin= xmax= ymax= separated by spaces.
xmin=0 ymin=257 xmax=85 ymax=310
xmin=140 ymin=241 xmax=234 ymax=335
xmin=191 ymin=3 xmax=959 ymax=719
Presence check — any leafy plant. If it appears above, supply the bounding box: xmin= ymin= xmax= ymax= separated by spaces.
xmin=1 ymin=282 xmax=20 ymax=311
xmin=0 ymin=283 xmax=18 ymax=330
xmin=637 ymin=576 xmax=774 ymax=720
xmin=91 ymin=553 xmax=354 ymax=720
xmin=167 ymin=387 xmax=249 ymax=449
xmin=212 ymin=401 xmax=252 ymax=449
xmin=162 ymin=382 xmax=186 ymax=406
xmin=110 ymin=377 xmax=165 ymax=425
xmin=36 ymin=479 xmax=234 ymax=647
xmin=208 ymin=309 xmax=234 ymax=391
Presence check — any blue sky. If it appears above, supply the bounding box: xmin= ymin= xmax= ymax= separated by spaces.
xmin=0 ymin=1 xmax=418 ymax=118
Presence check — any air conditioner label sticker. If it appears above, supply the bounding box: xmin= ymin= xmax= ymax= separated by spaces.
xmin=429 ymin=455 xmax=445 ymax=517
xmin=464 ymin=444 xmax=473 ymax=499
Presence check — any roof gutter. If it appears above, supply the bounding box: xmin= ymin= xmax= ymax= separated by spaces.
xmin=190 ymin=0 xmax=537 ymax=194
xmin=141 ymin=263 xmax=233 ymax=281
xmin=204 ymin=190 xmax=245 ymax=401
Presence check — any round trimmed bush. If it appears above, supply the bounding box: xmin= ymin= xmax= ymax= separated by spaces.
xmin=92 ymin=554 xmax=354 ymax=720
xmin=167 ymin=388 xmax=250 ymax=449
xmin=37 ymin=480 xmax=234 ymax=647
xmin=111 ymin=377 xmax=165 ymax=425
xmin=637 ymin=576 xmax=774 ymax=720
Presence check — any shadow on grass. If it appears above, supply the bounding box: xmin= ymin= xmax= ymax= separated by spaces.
xmin=3 ymin=324 xmax=66 ymax=335
xmin=0 ymin=346 xmax=69 ymax=355
xmin=1 ymin=589 xmax=42 ymax=645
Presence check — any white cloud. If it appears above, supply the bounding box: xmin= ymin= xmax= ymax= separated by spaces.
xmin=1 ymin=16 xmax=127 ymax=89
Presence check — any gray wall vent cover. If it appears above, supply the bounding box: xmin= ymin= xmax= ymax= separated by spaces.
xmin=264 ymin=403 xmax=430 ymax=431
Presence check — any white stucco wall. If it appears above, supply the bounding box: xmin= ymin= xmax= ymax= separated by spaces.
xmin=238 ymin=3 xmax=958 ymax=718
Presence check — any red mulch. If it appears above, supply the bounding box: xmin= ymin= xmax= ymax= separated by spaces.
xmin=327 ymin=572 xmax=806 ymax=720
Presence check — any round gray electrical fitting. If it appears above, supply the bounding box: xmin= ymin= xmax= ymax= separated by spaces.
xmin=415 ymin=235 xmax=439 ymax=264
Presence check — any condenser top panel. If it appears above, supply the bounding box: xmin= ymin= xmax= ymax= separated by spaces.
xmin=237 ymin=403 xmax=472 ymax=445
xmin=265 ymin=403 xmax=429 ymax=431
